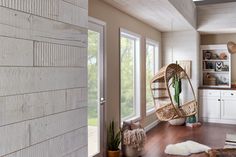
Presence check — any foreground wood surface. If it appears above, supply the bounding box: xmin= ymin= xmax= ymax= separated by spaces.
xmin=143 ymin=122 xmax=236 ymax=157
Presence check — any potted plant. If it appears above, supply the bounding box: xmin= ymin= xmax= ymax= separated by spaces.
xmin=169 ymin=63 xmax=186 ymax=125
xmin=107 ymin=120 xmax=121 ymax=157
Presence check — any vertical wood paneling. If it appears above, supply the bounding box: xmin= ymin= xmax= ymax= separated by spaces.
xmin=34 ymin=42 xmax=87 ymax=67
xmin=0 ymin=0 xmax=58 ymax=19
xmin=0 ymin=0 xmax=32 ymax=13
xmin=31 ymin=15 xmax=87 ymax=47
xmin=0 ymin=0 xmax=88 ymax=26
xmin=32 ymin=0 xmax=59 ymax=19
xmin=59 ymin=0 xmax=88 ymax=27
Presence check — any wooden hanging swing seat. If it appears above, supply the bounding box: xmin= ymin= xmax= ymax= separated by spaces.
xmin=150 ymin=63 xmax=198 ymax=121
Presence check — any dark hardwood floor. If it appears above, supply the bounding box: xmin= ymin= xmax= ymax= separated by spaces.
xmin=143 ymin=122 xmax=236 ymax=157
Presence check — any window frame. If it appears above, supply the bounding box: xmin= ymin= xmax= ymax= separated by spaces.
xmin=145 ymin=38 xmax=160 ymax=115
xmin=120 ymin=28 xmax=141 ymax=122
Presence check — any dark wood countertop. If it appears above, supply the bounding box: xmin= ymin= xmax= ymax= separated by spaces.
xmin=198 ymin=87 xmax=236 ymax=90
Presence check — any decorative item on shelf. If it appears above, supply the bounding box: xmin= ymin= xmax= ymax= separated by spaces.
xmin=227 ymin=41 xmax=236 ymax=54
xmin=222 ymin=65 xmax=229 ymax=71
xmin=107 ymin=120 xmax=121 ymax=157
xmin=121 ymin=121 xmax=146 ymax=157
xmin=211 ymin=53 xmax=219 ymax=60
xmin=215 ymin=61 xmax=223 ymax=71
xmin=204 ymin=51 xmax=212 ymax=59
xmin=218 ymin=76 xmax=228 ymax=85
xmin=206 ymin=62 xmax=214 ymax=70
xmin=204 ymin=73 xmax=216 ymax=86
xmin=219 ymin=52 xmax=228 ymax=60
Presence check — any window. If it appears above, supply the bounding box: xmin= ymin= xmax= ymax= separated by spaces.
xmin=120 ymin=29 xmax=141 ymax=121
xmin=146 ymin=39 xmax=159 ymax=113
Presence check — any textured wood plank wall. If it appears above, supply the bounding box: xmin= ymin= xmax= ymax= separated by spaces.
xmin=0 ymin=0 xmax=88 ymax=156
xmin=197 ymin=2 xmax=236 ymax=33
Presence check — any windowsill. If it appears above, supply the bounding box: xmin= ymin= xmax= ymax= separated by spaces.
xmin=121 ymin=115 xmax=141 ymax=123
xmin=146 ymin=108 xmax=156 ymax=116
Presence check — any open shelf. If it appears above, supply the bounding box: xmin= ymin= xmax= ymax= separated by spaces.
xmin=203 ymin=60 xmax=229 ymax=62
xmin=200 ymin=44 xmax=231 ymax=88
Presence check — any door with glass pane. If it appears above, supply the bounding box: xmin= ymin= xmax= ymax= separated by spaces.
xmin=88 ymin=20 xmax=105 ymax=157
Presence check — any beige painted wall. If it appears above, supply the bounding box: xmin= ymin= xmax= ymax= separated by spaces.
xmin=201 ymin=34 xmax=236 ymax=81
xmin=89 ymin=0 xmax=162 ymax=127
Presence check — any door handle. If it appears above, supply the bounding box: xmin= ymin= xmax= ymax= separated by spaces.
xmin=100 ymin=100 xmax=106 ymax=104
xmin=100 ymin=97 xmax=106 ymax=105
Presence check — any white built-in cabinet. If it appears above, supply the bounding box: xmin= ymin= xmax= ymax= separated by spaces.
xmin=199 ymin=89 xmax=236 ymax=124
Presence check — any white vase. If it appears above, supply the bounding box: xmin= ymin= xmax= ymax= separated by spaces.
xmin=169 ymin=118 xmax=186 ymax=125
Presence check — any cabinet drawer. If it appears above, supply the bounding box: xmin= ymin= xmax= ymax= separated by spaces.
xmin=221 ymin=91 xmax=236 ymax=98
xmin=199 ymin=90 xmax=221 ymax=97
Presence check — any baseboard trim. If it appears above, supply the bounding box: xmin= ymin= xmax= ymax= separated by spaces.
xmin=144 ymin=120 xmax=160 ymax=133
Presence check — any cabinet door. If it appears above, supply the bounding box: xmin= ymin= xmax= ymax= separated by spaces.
xmin=221 ymin=99 xmax=236 ymax=120
xmin=200 ymin=97 xmax=221 ymax=119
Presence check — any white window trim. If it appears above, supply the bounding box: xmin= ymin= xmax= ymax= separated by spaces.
xmin=120 ymin=28 xmax=141 ymax=122
xmin=146 ymin=38 xmax=160 ymax=115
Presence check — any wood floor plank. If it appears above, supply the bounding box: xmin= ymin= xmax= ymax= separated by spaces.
xmin=143 ymin=122 xmax=236 ymax=157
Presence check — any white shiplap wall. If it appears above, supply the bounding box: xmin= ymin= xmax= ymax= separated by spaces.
xmin=198 ymin=2 xmax=236 ymax=33
xmin=162 ymin=30 xmax=200 ymax=95
xmin=0 ymin=0 xmax=88 ymax=156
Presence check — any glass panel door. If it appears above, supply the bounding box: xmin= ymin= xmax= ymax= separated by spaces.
xmin=88 ymin=20 xmax=105 ymax=157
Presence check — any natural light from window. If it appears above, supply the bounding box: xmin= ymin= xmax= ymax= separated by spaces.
xmin=146 ymin=40 xmax=159 ymax=113
xmin=120 ymin=29 xmax=140 ymax=121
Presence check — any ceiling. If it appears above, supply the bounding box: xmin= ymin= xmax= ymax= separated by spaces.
xmin=103 ymin=0 xmax=194 ymax=32
xmin=194 ymin=0 xmax=236 ymax=5
xmin=103 ymin=0 xmax=236 ymax=32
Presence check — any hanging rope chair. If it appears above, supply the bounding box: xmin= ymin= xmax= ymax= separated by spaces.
xmin=150 ymin=63 xmax=198 ymax=121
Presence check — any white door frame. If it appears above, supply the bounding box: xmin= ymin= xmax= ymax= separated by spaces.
xmin=88 ymin=17 xmax=107 ymax=157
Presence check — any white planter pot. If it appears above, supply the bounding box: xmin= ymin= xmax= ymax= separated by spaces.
xmin=169 ymin=118 xmax=186 ymax=125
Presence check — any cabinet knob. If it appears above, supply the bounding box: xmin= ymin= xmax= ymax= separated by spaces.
xmin=218 ymin=99 xmax=221 ymax=101
xmin=231 ymin=93 xmax=234 ymax=96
